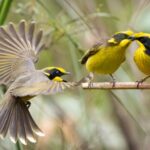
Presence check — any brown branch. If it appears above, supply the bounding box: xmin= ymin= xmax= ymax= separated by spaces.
xmin=81 ymin=82 xmax=150 ymax=89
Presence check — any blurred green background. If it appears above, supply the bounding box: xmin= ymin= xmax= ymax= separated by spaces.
xmin=0 ymin=0 xmax=150 ymax=149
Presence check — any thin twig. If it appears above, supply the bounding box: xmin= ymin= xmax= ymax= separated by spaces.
xmin=81 ymin=82 xmax=150 ymax=89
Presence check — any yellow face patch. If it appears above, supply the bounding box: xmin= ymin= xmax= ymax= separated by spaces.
xmin=133 ymin=32 xmax=150 ymax=38
xmin=119 ymin=39 xmax=132 ymax=47
xmin=53 ymin=76 xmax=63 ymax=82
xmin=115 ymin=30 xmax=134 ymax=36
xmin=108 ymin=38 xmax=117 ymax=44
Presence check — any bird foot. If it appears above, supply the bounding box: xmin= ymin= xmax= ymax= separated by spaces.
xmin=88 ymin=82 xmax=93 ymax=88
xmin=136 ymin=80 xmax=145 ymax=88
xmin=112 ymin=81 xmax=116 ymax=88
xmin=109 ymin=74 xmax=116 ymax=88
xmin=75 ymin=72 xmax=94 ymax=86
xmin=136 ymin=76 xmax=150 ymax=88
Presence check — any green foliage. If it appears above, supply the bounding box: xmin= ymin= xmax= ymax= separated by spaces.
xmin=0 ymin=0 xmax=13 ymax=25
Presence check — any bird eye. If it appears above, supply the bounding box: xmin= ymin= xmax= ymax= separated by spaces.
xmin=56 ymin=70 xmax=60 ymax=74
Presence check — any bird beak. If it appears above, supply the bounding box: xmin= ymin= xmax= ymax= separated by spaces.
xmin=128 ymin=36 xmax=135 ymax=41
xmin=64 ymin=72 xmax=71 ymax=75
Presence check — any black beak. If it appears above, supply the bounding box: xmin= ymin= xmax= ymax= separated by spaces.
xmin=128 ymin=36 xmax=136 ymax=41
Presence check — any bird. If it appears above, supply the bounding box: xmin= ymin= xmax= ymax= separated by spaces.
xmin=0 ymin=20 xmax=73 ymax=145
xmin=132 ymin=32 xmax=150 ymax=86
xmin=80 ymin=30 xmax=134 ymax=86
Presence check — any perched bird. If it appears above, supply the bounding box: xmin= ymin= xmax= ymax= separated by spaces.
xmin=132 ymin=32 xmax=150 ymax=85
xmin=0 ymin=20 xmax=73 ymax=145
xmin=80 ymin=30 xmax=134 ymax=85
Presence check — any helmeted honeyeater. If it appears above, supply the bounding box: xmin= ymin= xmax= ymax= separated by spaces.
xmin=0 ymin=20 xmax=73 ymax=145
xmin=80 ymin=30 xmax=134 ymax=85
xmin=131 ymin=32 xmax=150 ymax=86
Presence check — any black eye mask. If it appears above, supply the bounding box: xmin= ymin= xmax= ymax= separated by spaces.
xmin=137 ymin=36 xmax=150 ymax=55
xmin=137 ymin=37 xmax=150 ymax=49
xmin=45 ymin=69 xmax=64 ymax=80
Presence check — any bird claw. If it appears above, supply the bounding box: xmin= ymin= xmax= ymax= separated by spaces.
xmin=136 ymin=80 xmax=144 ymax=88
xmin=112 ymin=81 xmax=116 ymax=88
xmin=136 ymin=76 xmax=150 ymax=88
xmin=109 ymin=74 xmax=116 ymax=88
xmin=88 ymin=82 xmax=93 ymax=88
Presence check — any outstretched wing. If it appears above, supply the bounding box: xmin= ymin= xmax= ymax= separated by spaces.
xmin=0 ymin=20 xmax=45 ymax=86
xmin=80 ymin=42 xmax=103 ymax=64
xmin=10 ymin=71 xmax=74 ymax=97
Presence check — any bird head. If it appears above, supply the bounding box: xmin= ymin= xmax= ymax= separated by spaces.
xmin=131 ymin=32 xmax=150 ymax=42
xmin=131 ymin=32 xmax=150 ymax=49
xmin=108 ymin=30 xmax=134 ymax=47
xmin=42 ymin=67 xmax=71 ymax=82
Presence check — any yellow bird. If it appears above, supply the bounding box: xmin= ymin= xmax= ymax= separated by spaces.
xmin=0 ymin=20 xmax=73 ymax=145
xmin=80 ymin=30 xmax=134 ymax=85
xmin=132 ymin=32 xmax=150 ymax=86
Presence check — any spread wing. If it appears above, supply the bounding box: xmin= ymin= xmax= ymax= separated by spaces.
xmin=80 ymin=42 xmax=103 ymax=64
xmin=0 ymin=20 xmax=45 ymax=86
xmin=10 ymin=71 xmax=74 ymax=97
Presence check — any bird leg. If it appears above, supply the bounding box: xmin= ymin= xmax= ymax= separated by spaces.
xmin=25 ymin=101 xmax=31 ymax=109
xmin=136 ymin=75 xmax=150 ymax=88
xmin=109 ymin=74 xmax=116 ymax=88
xmin=87 ymin=72 xmax=94 ymax=88
xmin=75 ymin=72 xmax=94 ymax=88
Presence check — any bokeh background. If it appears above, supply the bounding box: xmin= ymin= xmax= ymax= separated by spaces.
xmin=0 ymin=0 xmax=150 ymax=150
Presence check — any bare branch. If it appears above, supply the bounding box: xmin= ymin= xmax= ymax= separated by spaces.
xmin=81 ymin=82 xmax=150 ymax=89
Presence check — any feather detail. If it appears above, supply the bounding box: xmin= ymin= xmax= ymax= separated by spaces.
xmin=0 ymin=93 xmax=44 ymax=145
xmin=0 ymin=20 xmax=45 ymax=86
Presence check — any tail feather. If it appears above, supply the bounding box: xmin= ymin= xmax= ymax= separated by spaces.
xmin=23 ymin=105 xmax=45 ymax=137
xmin=0 ymin=100 xmax=15 ymax=138
xmin=0 ymin=94 xmax=44 ymax=144
xmin=9 ymin=104 xmax=18 ymax=143
xmin=17 ymin=103 xmax=27 ymax=145
xmin=20 ymin=101 xmax=36 ymax=143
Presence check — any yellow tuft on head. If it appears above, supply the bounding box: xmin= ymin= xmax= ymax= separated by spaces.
xmin=56 ymin=67 xmax=67 ymax=74
xmin=133 ymin=32 xmax=150 ymax=38
xmin=43 ymin=67 xmax=67 ymax=74
xmin=115 ymin=30 xmax=134 ymax=36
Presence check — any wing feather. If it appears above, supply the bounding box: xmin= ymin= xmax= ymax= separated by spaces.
xmin=0 ymin=20 xmax=45 ymax=86
xmin=10 ymin=71 xmax=74 ymax=97
xmin=80 ymin=42 xmax=103 ymax=64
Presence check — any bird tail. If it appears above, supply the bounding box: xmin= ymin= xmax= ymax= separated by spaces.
xmin=0 ymin=94 xmax=44 ymax=145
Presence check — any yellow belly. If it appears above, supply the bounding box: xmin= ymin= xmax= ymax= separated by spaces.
xmin=86 ymin=46 xmax=126 ymax=74
xmin=134 ymin=48 xmax=150 ymax=75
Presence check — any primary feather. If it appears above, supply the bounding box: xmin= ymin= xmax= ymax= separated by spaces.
xmin=0 ymin=20 xmax=44 ymax=86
